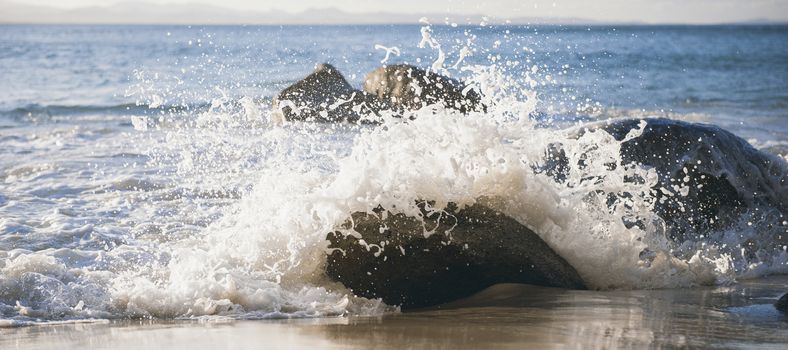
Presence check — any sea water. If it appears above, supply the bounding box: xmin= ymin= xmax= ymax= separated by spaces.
xmin=0 ymin=23 xmax=786 ymax=324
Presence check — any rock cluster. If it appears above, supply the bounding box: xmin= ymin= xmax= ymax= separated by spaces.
xmin=272 ymin=63 xmax=481 ymax=123
xmin=272 ymin=63 xmax=787 ymax=309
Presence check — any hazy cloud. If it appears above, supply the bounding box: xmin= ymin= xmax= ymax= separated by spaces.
xmin=3 ymin=0 xmax=787 ymax=24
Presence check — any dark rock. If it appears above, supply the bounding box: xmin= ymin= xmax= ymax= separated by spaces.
xmin=325 ymin=202 xmax=586 ymax=309
xmin=272 ymin=63 xmax=389 ymax=123
xmin=545 ymin=118 xmax=787 ymax=242
xmin=610 ymin=119 xmax=785 ymax=241
xmin=776 ymin=293 xmax=788 ymax=313
xmin=363 ymin=64 xmax=483 ymax=114
xmin=273 ymin=63 xmax=484 ymax=123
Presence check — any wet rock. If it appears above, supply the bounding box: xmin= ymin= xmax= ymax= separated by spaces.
xmin=609 ymin=119 xmax=785 ymax=240
xmin=325 ymin=202 xmax=586 ymax=309
xmin=272 ymin=63 xmax=389 ymax=123
xmin=776 ymin=293 xmax=788 ymax=313
xmin=272 ymin=63 xmax=484 ymax=123
xmin=363 ymin=64 xmax=483 ymax=114
xmin=546 ymin=118 xmax=787 ymax=241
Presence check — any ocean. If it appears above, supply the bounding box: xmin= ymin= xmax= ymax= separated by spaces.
xmin=0 ymin=24 xmax=786 ymax=348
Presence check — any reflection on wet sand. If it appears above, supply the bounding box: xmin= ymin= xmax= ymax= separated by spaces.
xmin=320 ymin=278 xmax=787 ymax=349
xmin=3 ymin=276 xmax=786 ymax=349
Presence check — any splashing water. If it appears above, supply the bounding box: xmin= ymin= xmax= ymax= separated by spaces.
xmin=0 ymin=23 xmax=785 ymax=325
xmin=374 ymin=45 xmax=401 ymax=64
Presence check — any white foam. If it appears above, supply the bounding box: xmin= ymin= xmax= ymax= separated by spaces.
xmin=374 ymin=44 xmax=401 ymax=64
xmin=1 ymin=24 xmax=785 ymax=323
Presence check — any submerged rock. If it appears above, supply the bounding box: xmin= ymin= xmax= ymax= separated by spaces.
xmin=363 ymin=64 xmax=483 ymax=114
xmin=272 ymin=63 xmax=389 ymax=123
xmin=325 ymin=202 xmax=585 ymax=309
xmin=547 ymin=118 xmax=787 ymax=241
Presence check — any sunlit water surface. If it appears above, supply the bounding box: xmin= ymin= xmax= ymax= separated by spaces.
xmin=0 ymin=24 xmax=786 ymax=346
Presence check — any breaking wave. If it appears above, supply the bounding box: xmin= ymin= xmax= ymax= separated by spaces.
xmin=1 ymin=23 xmax=785 ymax=325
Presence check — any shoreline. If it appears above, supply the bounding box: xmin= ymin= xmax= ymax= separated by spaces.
xmin=3 ymin=276 xmax=786 ymax=349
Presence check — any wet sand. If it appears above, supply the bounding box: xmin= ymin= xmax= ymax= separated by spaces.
xmin=3 ymin=276 xmax=786 ymax=349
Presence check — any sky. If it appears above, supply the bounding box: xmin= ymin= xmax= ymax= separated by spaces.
xmin=7 ymin=0 xmax=788 ymax=24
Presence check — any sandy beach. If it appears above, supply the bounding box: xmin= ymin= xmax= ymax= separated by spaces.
xmin=4 ymin=276 xmax=786 ymax=349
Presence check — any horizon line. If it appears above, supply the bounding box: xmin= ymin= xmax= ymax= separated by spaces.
xmin=1 ymin=1 xmax=786 ymax=26
xmin=1 ymin=21 xmax=787 ymax=26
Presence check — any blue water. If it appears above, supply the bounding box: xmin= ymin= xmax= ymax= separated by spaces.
xmin=1 ymin=24 xmax=787 ymax=144
xmin=0 ymin=24 xmax=786 ymax=324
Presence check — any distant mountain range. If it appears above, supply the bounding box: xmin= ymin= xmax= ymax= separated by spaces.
xmin=0 ymin=1 xmax=604 ymax=25
xmin=0 ymin=1 xmax=784 ymax=25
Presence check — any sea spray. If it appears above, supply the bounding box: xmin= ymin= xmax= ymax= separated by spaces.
xmin=1 ymin=23 xmax=785 ymax=324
